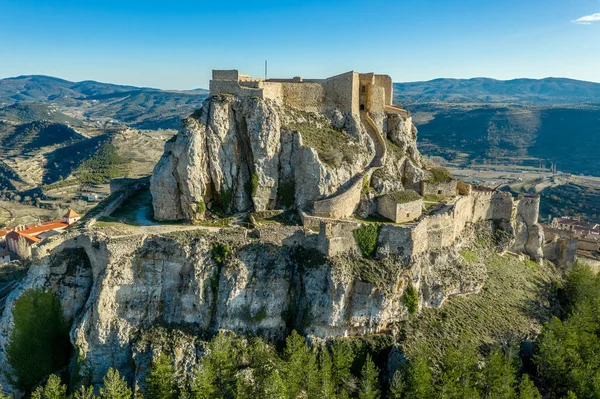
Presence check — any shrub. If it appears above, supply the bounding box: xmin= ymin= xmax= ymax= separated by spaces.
xmin=403 ymin=284 xmax=419 ymax=315
xmin=353 ymin=224 xmax=380 ymax=258
xmin=218 ymin=188 xmax=233 ymax=213
xmin=194 ymin=200 xmax=206 ymax=217
xmin=7 ymin=289 xmax=71 ymax=389
xmin=459 ymin=250 xmax=478 ymax=264
xmin=362 ymin=175 xmax=371 ymax=195
xmin=211 ymin=243 xmax=231 ymax=265
xmin=250 ymin=173 xmax=259 ymax=197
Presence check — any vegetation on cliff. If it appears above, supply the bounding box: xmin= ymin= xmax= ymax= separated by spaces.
xmin=6 ymin=289 xmax=70 ymax=390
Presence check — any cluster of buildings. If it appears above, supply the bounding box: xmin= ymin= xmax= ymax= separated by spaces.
xmin=551 ymin=216 xmax=600 ymax=253
xmin=0 ymin=209 xmax=81 ymax=262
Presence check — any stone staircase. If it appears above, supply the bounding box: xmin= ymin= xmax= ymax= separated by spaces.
xmin=311 ymin=112 xmax=386 ymax=219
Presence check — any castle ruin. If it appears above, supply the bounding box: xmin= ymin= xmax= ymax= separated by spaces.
xmin=210 ymin=69 xmax=402 ymax=115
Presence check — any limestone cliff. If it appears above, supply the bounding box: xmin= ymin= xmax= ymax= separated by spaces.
xmin=150 ymin=95 xmax=425 ymax=221
xmin=0 ymin=222 xmax=491 ymax=394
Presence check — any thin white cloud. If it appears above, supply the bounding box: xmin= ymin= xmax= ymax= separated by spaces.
xmin=572 ymin=12 xmax=600 ymax=24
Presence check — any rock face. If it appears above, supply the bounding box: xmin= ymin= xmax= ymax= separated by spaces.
xmin=0 ymin=223 xmax=491 ymax=394
xmin=151 ymin=95 xmax=425 ymax=221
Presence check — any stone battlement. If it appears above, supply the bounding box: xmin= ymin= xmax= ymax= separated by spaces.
xmin=209 ymin=69 xmax=394 ymax=114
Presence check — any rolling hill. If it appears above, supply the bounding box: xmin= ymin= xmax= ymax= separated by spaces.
xmin=394 ymin=77 xmax=600 ymax=105
xmin=0 ymin=75 xmax=208 ymax=130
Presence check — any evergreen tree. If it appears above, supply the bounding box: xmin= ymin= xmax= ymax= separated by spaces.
xmin=481 ymin=348 xmax=516 ymax=399
xmin=282 ymin=330 xmax=320 ymax=399
xmin=73 ymin=386 xmax=96 ymax=399
xmin=31 ymin=374 xmax=67 ymax=399
xmin=437 ymin=346 xmax=480 ymax=399
xmin=358 ymin=355 xmax=380 ymax=399
xmin=236 ymin=337 xmax=285 ymax=399
xmin=146 ymin=352 xmax=178 ymax=399
xmin=206 ymin=332 xmax=238 ymax=397
xmin=389 ymin=370 xmax=405 ymax=399
xmin=262 ymin=371 xmax=288 ymax=399
xmin=319 ymin=349 xmax=337 ymax=399
xmin=404 ymin=354 xmax=434 ymax=399
xmin=190 ymin=364 xmax=218 ymax=399
xmin=6 ymin=289 xmax=70 ymax=389
xmin=517 ymin=375 xmax=541 ymax=399
xmin=331 ymin=341 xmax=356 ymax=398
xmin=100 ymin=368 xmax=132 ymax=399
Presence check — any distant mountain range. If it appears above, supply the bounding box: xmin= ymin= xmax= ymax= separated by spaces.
xmin=0 ymin=75 xmax=209 ymax=130
xmin=1 ymin=74 xmax=599 ymax=177
xmin=394 ymin=77 xmax=600 ymax=105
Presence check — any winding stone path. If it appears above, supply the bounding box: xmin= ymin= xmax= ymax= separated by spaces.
xmin=311 ymin=112 xmax=387 ymax=219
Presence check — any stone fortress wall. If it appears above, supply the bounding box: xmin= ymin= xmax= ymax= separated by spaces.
xmin=209 ymin=69 xmax=392 ymax=114
xmin=316 ymin=188 xmax=545 ymax=262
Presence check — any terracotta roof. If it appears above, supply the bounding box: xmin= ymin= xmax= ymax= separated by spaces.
xmin=20 ymin=222 xmax=68 ymax=236
xmin=63 ymin=209 xmax=81 ymax=219
xmin=6 ymin=231 xmax=40 ymax=244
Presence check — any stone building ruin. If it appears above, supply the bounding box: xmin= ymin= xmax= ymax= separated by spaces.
xmin=209 ymin=69 xmax=401 ymax=115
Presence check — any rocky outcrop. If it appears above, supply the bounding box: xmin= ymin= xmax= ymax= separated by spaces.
xmin=151 ymin=95 xmax=426 ymax=221
xmin=0 ymin=221 xmax=495 ymax=394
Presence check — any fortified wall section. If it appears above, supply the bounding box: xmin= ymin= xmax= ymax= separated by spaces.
xmin=209 ymin=70 xmax=390 ymax=115
xmin=376 ymin=191 xmax=540 ymax=262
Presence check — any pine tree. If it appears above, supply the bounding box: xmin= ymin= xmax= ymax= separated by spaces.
xmin=437 ymin=346 xmax=480 ymax=399
xmin=481 ymin=348 xmax=516 ymax=399
xmin=6 ymin=289 xmax=70 ymax=389
xmin=100 ymin=368 xmax=132 ymax=399
xmin=73 ymin=386 xmax=96 ymax=399
xmin=358 ymin=355 xmax=380 ymax=399
xmin=31 ymin=374 xmax=67 ymax=399
xmin=282 ymin=330 xmax=320 ymax=399
xmin=404 ymin=354 xmax=434 ymax=399
xmin=262 ymin=371 xmax=288 ymax=399
xmin=205 ymin=331 xmax=238 ymax=397
xmin=517 ymin=375 xmax=541 ymax=399
xmin=331 ymin=341 xmax=356 ymax=398
xmin=190 ymin=364 xmax=217 ymax=399
xmin=319 ymin=349 xmax=337 ymax=399
xmin=146 ymin=352 xmax=178 ymax=399
xmin=389 ymin=370 xmax=405 ymax=399
xmin=236 ymin=337 xmax=286 ymax=399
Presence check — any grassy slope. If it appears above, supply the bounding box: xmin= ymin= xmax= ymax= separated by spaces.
xmin=402 ymin=252 xmax=561 ymax=361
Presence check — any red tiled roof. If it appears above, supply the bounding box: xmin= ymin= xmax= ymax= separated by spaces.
xmin=0 ymin=228 xmax=12 ymax=238
xmin=20 ymin=222 xmax=68 ymax=236
xmin=6 ymin=231 xmax=40 ymax=244
xmin=63 ymin=209 xmax=81 ymax=218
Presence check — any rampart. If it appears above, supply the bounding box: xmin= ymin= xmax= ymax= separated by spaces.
xmin=375 ymin=190 xmax=535 ymax=262
xmin=209 ymin=69 xmax=391 ymax=115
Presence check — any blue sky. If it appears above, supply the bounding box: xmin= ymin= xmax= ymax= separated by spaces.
xmin=1 ymin=0 xmax=599 ymax=89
